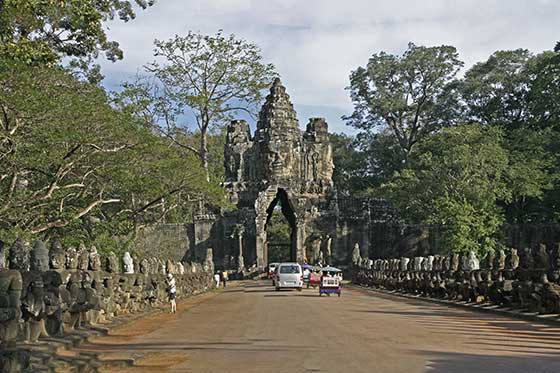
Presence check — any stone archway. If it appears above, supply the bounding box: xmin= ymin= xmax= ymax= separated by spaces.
xmin=220 ymin=79 xmax=336 ymax=270
xmin=258 ymin=188 xmax=300 ymax=265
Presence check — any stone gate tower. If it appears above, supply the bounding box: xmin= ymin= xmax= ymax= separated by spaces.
xmin=221 ymin=78 xmax=336 ymax=269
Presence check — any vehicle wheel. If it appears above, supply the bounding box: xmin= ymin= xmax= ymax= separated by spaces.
xmin=297 ymin=287 xmax=302 ymax=292
xmin=275 ymin=287 xmax=280 ymax=291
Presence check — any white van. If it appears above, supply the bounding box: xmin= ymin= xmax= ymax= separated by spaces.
xmin=275 ymin=263 xmax=303 ymax=291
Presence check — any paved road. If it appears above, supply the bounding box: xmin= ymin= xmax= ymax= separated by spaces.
xmin=81 ymin=281 xmax=560 ymax=372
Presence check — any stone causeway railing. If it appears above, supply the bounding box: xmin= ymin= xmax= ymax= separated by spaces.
xmin=0 ymin=238 xmax=215 ymax=371
xmin=351 ymin=244 xmax=560 ymax=319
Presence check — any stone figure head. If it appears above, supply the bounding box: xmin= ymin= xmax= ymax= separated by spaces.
xmin=30 ymin=240 xmax=49 ymax=271
xmin=122 ymin=252 xmax=134 ymax=274
xmin=521 ymin=247 xmax=535 ymax=270
xmin=466 ymin=250 xmax=480 ymax=271
xmin=166 ymin=259 xmax=176 ymax=274
xmin=65 ymin=247 xmax=78 ymax=269
xmin=9 ymin=238 xmax=30 ymax=271
xmin=535 ymin=243 xmax=551 ymax=270
xmin=177 ymin=262 xmax=185 ymax=275
xmin=140 ymin=258 xmax=150 ymax=274
xmin=105 ymin=252 xmax=119 ymax=273
xmin=485 ymin=250 xmax=495 ymax=270
xmin=49 ymin=240 xmax=65 ymax=270
xmin=451 ymin=253 xmax=460 ymax=272
xmin=77 ymin=243 xmax=89 ymax=271
xmin=88 ymin=245 xmax=102 ymax=271
xmin=495 ymin=249 xmax=506 ymax=270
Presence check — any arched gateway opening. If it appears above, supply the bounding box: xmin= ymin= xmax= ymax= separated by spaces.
xmin=264 ymin=189 xmax=297 ymax=264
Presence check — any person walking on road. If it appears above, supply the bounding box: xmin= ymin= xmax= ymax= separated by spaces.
xmin=214 ymin=271 xmax=221 ymax=288
xmin=166 ymin=273 xmax=177 ymax=313
xmin=221 ymin=270 xmax=228 ymax=288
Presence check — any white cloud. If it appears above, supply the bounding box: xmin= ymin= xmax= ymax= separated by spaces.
xmin=100 ymin=0 xmax=560 ymax=132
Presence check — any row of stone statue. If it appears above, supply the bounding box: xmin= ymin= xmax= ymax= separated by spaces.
xmin=353 ymin=244 xmax=560 ymax=273
xmin=353 ymin=244 xmax=560 ymax=315
xmin=0 ymin=238 xmax=214 ymax=350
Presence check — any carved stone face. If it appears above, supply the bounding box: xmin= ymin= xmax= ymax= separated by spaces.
xmin=66 ymin=248 xmax=78 ymax=270
xmin=9 ymin=238 xmax=30 ymax=271
xmin=106 ymin=252 xmax=119 ymax=273
xmin=31 ymin=240 xmax=49 ymax=272
xmin=77 ymin=244 xmax=89 ymax=271
xmin=88 ymin=246 xmax=101 ymax=271
xmin=49 ymin=241 xmax=66 ymax=270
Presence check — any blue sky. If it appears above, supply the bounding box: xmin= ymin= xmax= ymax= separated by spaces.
xmin=100 ymin=0 xmax=559 ymax=135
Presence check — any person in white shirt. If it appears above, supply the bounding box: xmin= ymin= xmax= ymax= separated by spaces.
xmin=166 ymin=273 xmax=177 ymax=313
xmin=214 ymin=272 xmax=221 ymax=288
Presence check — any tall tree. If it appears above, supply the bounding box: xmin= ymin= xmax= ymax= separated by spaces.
xmin=460 ymin=49 xmax=533 ymax=129
xmin=0 ymin=0 xmax=154 ymax=66
xmin=381 ymin=125 xmax=510 ymax=254
xmin=120 ymin=31 xmax=277 ymax=181
xmin=0 ymin=60 xmax=222 ymax=243
xmin=346 ymin=43 xmax=463 ymax=165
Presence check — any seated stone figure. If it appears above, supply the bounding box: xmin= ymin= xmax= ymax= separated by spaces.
xmin=21 ymin=241 xmax=49 ymax=343
xmin=88 ymin=246 xmax=102 ymax=271
xmin=541 ymin=273 xmax=560 ymax=314
xmin=0 ymin=267 xmax=23 ymax=347
xmin=8 ymin=238 xmax=30 ymax=272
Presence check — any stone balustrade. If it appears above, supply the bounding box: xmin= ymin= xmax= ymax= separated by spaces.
xmin=352 ymin=244 xmax=560 ymax=315
xmin=0 ymin=238 xmax=214 ymax=370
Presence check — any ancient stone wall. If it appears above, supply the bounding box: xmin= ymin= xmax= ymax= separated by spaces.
xmin=351 ymin=243 xmax=560 ymax=316
xmin=0 ymin=239 xmax=213 ymax=371
xmin=130 ymin=224 xmax=192 ymax=262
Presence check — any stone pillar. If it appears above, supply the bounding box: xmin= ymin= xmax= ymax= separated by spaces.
xmin=295 ymin=221 xmax=306 ymax=263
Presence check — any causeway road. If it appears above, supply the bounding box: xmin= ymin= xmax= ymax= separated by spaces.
xmin=78 ymin=281 xmax=560 ymax=372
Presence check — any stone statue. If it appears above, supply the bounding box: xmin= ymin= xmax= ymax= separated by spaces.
xmin=420 ymin=257 xmax=429 ymax=271
xmin=88 ymin=246 xmax=102 ymax=271
xmin=494 ymin=249 xmax=506 ymax=270
xmin=318 ymin=250 xmax=324 ymax=266
xmin=105 ymin=252 xmax=119 ymax=273
xmin=451 ymin=253 xmax=460 ymax=272
xmin=351 ymin=243 xmax=361 ymax=266
xmin=77 ymin=244 xmax=89 ymax=271
xmin=30 ymin=241 xmax=49 ymax=272
xmin=25 ymin=241 xmax=50 ymax=342
xmin=325 ymin=236 xmax=332 ymax=264
xmin=166 ymin=259 xmax=176 ymax=274
xmin=460 ymin=252 xmax=469 ymax=271
xmin=466 ymin=251 xmax=480 ymax=271
xmin=506 ymin=248 xmax=520 ymax=270
xmin=65 ymin=247 xmax=78 ymax=270
xmin=311 ymin=238 xmax=322 ymax=264
xmin=204 ymin=248 xmax=215 ymax=273
xmin=484 ymin=251 xmax=495 ymax=270
xmin=8 ymin=238 xmax=30 ymax=271
xmin=139 ymin=259 xmax=150 ymax=274
xmin=535 ymin=243 xmax=551 ymax=271
xmin=400 ymin=257 xmax=410 ymax=271
xmin=49 ymin=240 xmax=65 ymax=270
xmin=413 ymin=257 xmax=423 ymax=271
xmin=442 ymin=255 xmax=451 ymax=271
xmin=426 ymin=256 xmax=435 ymax=271
xmin=520 ymin=247 xmax=535 ymax=270
xmin=122 ymin=252 xmax=134 ymax=274
xmin=0 ymin=269 xmax=22 ymax=346
xmin=177 ymin=262 xmax=185 ymax=275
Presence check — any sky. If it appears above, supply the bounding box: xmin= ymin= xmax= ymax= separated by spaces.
xmin=100 ymin=0 xmax=560 ymax=134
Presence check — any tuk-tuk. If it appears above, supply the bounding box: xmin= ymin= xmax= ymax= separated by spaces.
xmin=319 ymin=266 xmax=342 ymax=297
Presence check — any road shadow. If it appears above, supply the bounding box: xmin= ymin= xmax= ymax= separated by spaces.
xmin=420 ymin=350 xmax=560 ymax=373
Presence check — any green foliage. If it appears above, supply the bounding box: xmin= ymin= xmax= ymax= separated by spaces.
xmin=117 ymin=31 xmax=277 ymax=180
xmin=0 ymin=59 xmax=224 ymax=244
xmin=381 ymin=125 xmax=510 ymax=254
xmin=0 ymin=0 xmax=153 ymax=65
xmin=346 ymin=42 xmax=464 ymax=165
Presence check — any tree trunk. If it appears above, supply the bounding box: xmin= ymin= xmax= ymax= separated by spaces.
xmin=200 ymin=127 xmax=210 ymax=182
